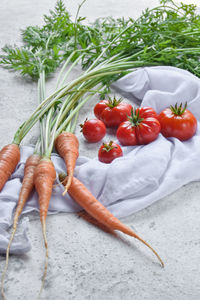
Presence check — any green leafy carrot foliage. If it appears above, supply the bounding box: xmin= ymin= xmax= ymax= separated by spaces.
xmin=1 ymin=0 xmax=200 ymax=82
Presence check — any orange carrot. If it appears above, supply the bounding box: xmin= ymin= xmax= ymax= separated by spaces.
xmin=60 ymin=174 xmax=164 ymax=267
xmin=55 ymin=132 xmax=79 ymax=195
xmin=14 ymin=154 xmax=41 ymax=223
xmin=0 ymin=144 xmax=20 ymax=191
xmin=34 ymin=157 xmax=56 ymax=295
xmin=78 ymin=211 xmax=116 ymax=235
xmin=1 ymin=154 xmax=40 ymax=300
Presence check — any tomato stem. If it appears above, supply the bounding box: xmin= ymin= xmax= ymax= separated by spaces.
xmin=79 ymin=117 xmax=88 ymax=132
xmin=170 ymin=102 xmax=187 ymax=115
xmin=102 ymin=141 xmax=117 ymax=152
xmin=127 ymin=108 xmax=144 ymax=126
xmin=106 ymin=96 xmax=122 ymax=108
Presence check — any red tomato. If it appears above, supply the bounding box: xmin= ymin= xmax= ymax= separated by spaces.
xmin=116 ymin=107 xmax=161 ymax=146
xmin=98 ymin=141 xmax=123 ymax=163
xmin=81 ymin=119 xmax=106 ymax=143
xmin=94 ymin=100 xmax=108 ymax=120
xmin=94 ymin=97 xmax=132 ymax=127
xmin=158 ymin=103 xmax=197 ymax=141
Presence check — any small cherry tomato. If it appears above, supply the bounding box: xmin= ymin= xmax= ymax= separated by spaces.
xmin=116 ymin=107 xmax=161 ymax=146
xmin=94 ymin=97 xmax=132 ymax=127
xmin=158 ymin=103 xmax=197 ymax=141
xmin=98 ymin=141 xmax=123 ymax=163
xmin=80 ymin=119 xmax=106 ymax=143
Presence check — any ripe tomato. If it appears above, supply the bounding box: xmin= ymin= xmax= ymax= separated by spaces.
xmin=116 ymin=107 xmax=160 ymax=146
xmin=80 ymin=119 xmax=106 ymax=143
xmin=94 ymin=100 xmax=108 ymax=120
xmin=98 ymin=141 xmax=123 ymax=163
xmin=94 ymin=97 xmax=132 ymax=127
xmin=158 ymin=103 xmax=197 ymax=141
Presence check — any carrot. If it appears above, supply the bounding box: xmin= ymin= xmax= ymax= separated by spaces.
xmin=78 ymin=211 xmax=116 ymax=235
xmin=0 ymin=154 xmax=40 ymax=300
xmin=55 ymin=132 xmax=79 ymax=195
xmin=0 ymin=144 xmax=20 ymax=191
xmin=60 ymin=174 xmax=164 ymax=267
xmin=34 ymin=157 xmax=56 ymax=295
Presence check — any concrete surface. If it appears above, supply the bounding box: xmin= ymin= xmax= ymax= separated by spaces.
xmin=0 ymin=0 xmax=200 ymax=299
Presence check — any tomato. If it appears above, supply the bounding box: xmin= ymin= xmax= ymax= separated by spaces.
xmin=94 ymin=100 xmax=108 ymax=120
xmin=116 ymin=107 xmax=161 ymax=146
xmin=98 ymin=141 xmax=123 ymax=163
xmin=94 ymin=97 xmax=132 ymax=127
xmin=80 ymin=119 xmax=106 ymax=143
xmin=158 ymin=103 xmax=197 ymax=141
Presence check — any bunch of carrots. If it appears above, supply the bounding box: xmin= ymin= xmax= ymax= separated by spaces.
xmin=0 ymin=52 xmax=164 ymax=299
xmin=0 ymin=1 xmax=171 ymax=296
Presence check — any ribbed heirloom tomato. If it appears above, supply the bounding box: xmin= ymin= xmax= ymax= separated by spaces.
xmin=116 ymin=107 xmax=161 ymax=146
xmin=98 ymin=141 xmax=123 ymax=163
xmin=158 ymin=103 xmax=197 ymax=141
xmin=94 ymin=97 xmax=132 ymax=127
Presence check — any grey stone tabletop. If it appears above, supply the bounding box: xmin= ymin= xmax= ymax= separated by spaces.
xmin=0 ymin=0 xmax=200 ymax=299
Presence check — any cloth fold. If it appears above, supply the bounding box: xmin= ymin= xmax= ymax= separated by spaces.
xmin=1 ymin=66 xmax=200 ymax=254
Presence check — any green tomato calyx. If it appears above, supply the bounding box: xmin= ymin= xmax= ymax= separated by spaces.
xmin=106 ymin=96 xmax=122 ymax=108
xmin=170 ymin=102 xmax=187 ymax=115
xmin=127 ymin=108 xmax=144 ymax=126
xmin=102 ymin=141 xmax=117 ymax=152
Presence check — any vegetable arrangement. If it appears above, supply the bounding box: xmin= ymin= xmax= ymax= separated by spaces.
xmin=0 ymin=0 xmax=199 ymax=298
xmin=81 ymin=99 xmax=197 ymax=159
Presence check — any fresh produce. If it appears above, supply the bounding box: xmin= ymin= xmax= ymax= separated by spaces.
xmin=0 ymin=144 xmax=20 ymax=191
xmin=80 ymin=119 xmax=106 ymax=142
xmin=98 ymin=141 xmax=123 ymax=163
xmin=117 ymin=107 xmax=160 ymax=146
xmin=59 ymin=173 xmax=164 ymax=267
xmin=158 ymin=103 xmax=197 ymax=141
xmin=55 ymin=132 xmax=79 ymax=195
xmin=94 ymin=97 xmax=132 ymax=127
xmin=2 ymin=0 xmax=200 ymax=295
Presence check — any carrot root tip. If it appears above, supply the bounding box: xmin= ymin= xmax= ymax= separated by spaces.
xmin=136 ymin=236 xmax=164 ymax=267
xmin=1 ymin=225 xmax=18 ymax=300
xmin=62 ymin=188 xmax=68 ymax=196
xmin=62 ymin=176 xmax=73 ymax=196
xmin=39 ymin=219 xmax=49 ymax=297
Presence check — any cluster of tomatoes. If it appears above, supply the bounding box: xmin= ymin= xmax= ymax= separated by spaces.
xmin=80 ymin=97 xmax=197 ymax=164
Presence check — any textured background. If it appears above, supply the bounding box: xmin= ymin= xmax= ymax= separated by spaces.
xmin=0 ymin=0 xmax=200 ymax=299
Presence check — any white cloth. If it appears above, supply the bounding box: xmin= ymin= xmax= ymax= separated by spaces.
xmin=1 ymin=66 xmax=200 ymax=254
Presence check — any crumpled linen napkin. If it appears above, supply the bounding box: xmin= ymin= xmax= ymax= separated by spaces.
xmin=1 ymin=65 xmax=200 ymax=254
